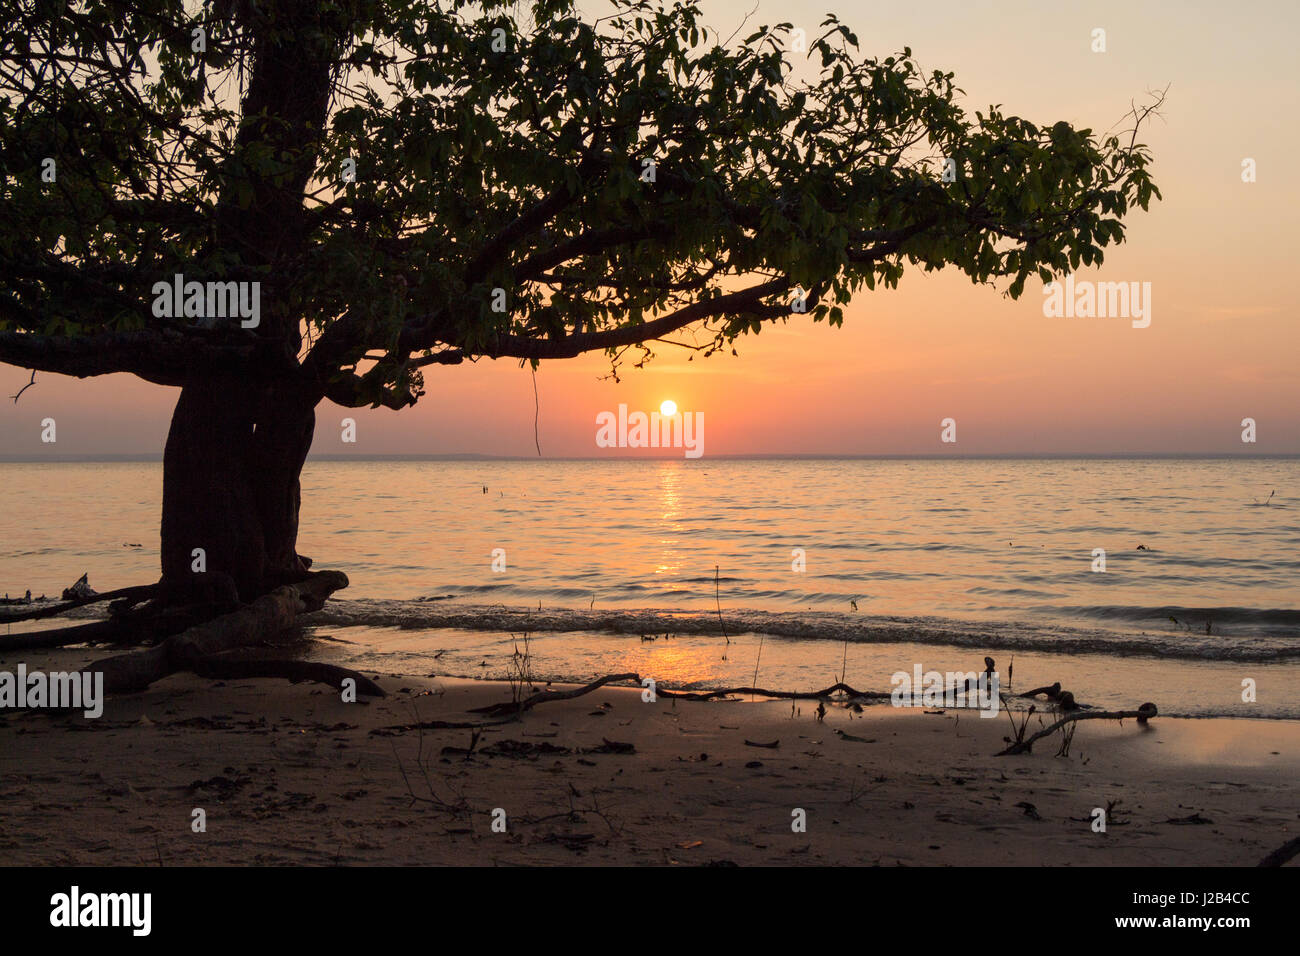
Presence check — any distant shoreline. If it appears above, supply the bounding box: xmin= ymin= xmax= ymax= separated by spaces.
xmin=3 ymin=453 xmax=1299 ymax=463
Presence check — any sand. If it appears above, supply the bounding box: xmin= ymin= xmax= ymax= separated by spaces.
xmin=1 ymin=647 xmax=1297 ymax=866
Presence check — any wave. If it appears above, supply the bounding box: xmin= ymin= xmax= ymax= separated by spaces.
xmin=309 ymin=599 xmax=1300 ymax=662
xmin=1020 ymin=604 xmax=1300 ymax=630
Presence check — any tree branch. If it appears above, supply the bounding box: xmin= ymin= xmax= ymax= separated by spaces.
xmin=411 ymin=277 xmax=791 ymax=365
xmin=9 ymin=369 xmax=35 ymax=403
xmin=0 ymin=329 xmax=272 ymax=386
xmin=996 ymin=703 xmax=1158 ymax=756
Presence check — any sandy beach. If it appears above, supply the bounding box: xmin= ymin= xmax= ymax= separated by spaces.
xmin=2 ymin=646 xmax=1295 ymax=867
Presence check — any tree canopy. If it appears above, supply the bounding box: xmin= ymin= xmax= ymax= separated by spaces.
xmin=0 ymin=0 xmax=1160 ymax=409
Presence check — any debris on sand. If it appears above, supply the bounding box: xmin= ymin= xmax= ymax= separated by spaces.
xmin=61 ymin=573 xmax=96 ymax=601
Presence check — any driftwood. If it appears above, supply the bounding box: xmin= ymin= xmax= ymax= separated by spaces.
xmin=469 ymin=672 xmax=640 ymax=718
xmin=658 ymin=681 xmax=891 ymax=704
xmin=382 ymin=676 xmax=887 ymax=731
xmin=383 ymin=667 xmax=1156 ymax=760
xmin=1257 ymin=834 xmax=1300 ymax=867
xmin=81 ymin=570 xmax=381 ymax=697
xmin=997 ymin=703 xmax=1157 ymax=755
xmin=467 ymin=674 xmax=890 ymax=719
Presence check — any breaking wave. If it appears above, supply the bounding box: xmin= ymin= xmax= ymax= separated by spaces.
xmin=310 ymin=599 xmax=1300 ymax=663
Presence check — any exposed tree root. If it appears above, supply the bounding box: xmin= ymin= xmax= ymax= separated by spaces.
xmin=2 ymin=576 xmax=241 ymax=652
xmin=0 ymin=583 xmax=159 ymax=623
xmin=3 ymin=620 xmax=133 ymax=651
xmin=2 ymin=597 xmax=241 ymax=651
xmin=81 ymin=571 xmax=379 ymax=698
xmin=191 ymin=656 xmax=385 ymax=696
xmin=997 ymin=703 xmax=1158 ymax=755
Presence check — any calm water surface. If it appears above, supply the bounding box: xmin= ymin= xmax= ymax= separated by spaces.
xmin=3 ymin=458 xmax=1298 ymax=717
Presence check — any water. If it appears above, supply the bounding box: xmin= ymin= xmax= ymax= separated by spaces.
xmin=3 ymin=458 xmax=1298 ymax=717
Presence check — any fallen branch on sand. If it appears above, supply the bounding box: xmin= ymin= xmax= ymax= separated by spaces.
xmin=996 ymin=703 xmax=1157 ymax=755
xmin=373 ymin=676 xmax=894 ymax=732
xmin=1257 ymin=834 xmax=1300 ymax=867
xmin=380 ymin=668 xmax=1155 ymax=758
xmin=468 ymin=672 xmax=641 ymax=718
xmin=467 ymin=675 xmax=890 ymax=719
xmin=659 ymin=681 xmax=892 ymax=704
xmin=80 ymin=571 xmax=382 ymax=698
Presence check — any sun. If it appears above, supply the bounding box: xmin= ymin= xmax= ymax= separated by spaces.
xmin=659 ymin=399 xmax=678 ymax=417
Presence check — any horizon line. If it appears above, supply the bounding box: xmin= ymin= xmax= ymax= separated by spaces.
xmin=3 ymin=452 xmax=1298 ymax=463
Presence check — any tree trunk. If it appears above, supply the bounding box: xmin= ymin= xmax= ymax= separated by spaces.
xmin=160 ymin=376 xmax=316 ymax=603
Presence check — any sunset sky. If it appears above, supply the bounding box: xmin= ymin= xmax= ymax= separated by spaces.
xmin=2 ymin=0 xmax=1296 ymax=457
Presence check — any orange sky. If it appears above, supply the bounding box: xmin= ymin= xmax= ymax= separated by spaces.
xmin=3 ymin=0 xmax=1297 ymax=456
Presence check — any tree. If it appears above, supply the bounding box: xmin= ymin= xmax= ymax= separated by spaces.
xmin=0 ymin=0 xmax=1159 ymax=607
